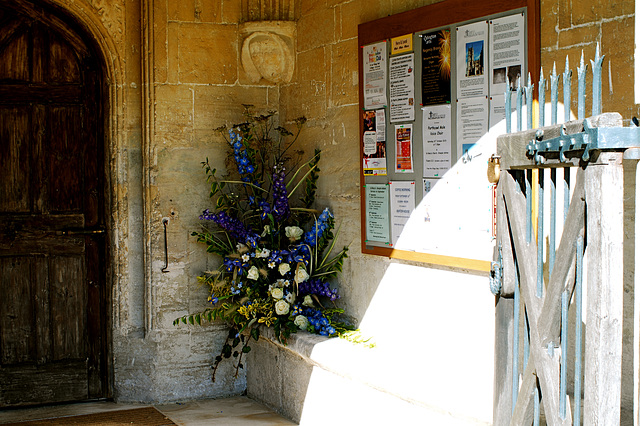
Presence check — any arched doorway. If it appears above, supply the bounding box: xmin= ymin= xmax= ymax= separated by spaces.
xmin=0 ymin=0 xmax=109 ymax=406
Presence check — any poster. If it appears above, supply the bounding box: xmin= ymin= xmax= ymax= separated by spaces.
xmin=365 ymin=183 xmax=390 ymax=244
xmin=390 ymin=181 xmax=415 ymax=246
xmin=395 ymin=124 xmax=414 ymax=173
xmin=456 ymin=21 xmax=488 ymax=100
xmin=363 ymin=109 xmax=387 ymax=176
xmin=489 ymin=14 xmax=525 ymax=95
xmin=489 ymin=93 xmax=516 ymax=129
xmin=421 ymin=30 xmax=451 ymax=106
xmin=363 ymin=42 xmax=388 ymax=109
xmin=423 ymin=178 xmax=438 ymax=197
xmin=457 ymin=96 xmax=488 ymax=159
xmin=391 ymin=34 xmax=413 ymax=55
xmin=375 ymin=109 xmax=386 ymax=141
xmin=422 ymin=105 xmax=451 ymax=178
xmin=389 ymin=53 xmax=415 ymax=122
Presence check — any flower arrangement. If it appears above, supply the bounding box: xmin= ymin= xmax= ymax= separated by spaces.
xmin=175 ymin=106 xmax=350 ymax=380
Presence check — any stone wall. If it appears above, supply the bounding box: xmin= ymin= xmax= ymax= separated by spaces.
xmin=131 ymin=0 xmax=281 ymax=401
xmin=541 ymin=0 xmax=636 ymax=119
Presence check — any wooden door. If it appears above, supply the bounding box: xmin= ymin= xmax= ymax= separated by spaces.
xmin=0 ymin=2 xmax=108 ymax=406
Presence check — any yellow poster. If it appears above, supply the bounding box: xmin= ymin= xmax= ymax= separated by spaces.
xmin=391 ymin=34 xmax=413 ymax=55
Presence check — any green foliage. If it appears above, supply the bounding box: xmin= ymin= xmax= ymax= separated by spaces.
xmin=300 ymin=149 xmax=321 ymax=209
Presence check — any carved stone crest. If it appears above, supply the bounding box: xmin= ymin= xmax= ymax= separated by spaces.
xmin=240 ymin=21 xmax=295 ymax=84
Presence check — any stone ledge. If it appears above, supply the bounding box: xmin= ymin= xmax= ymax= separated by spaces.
xmin=246 ymin=327 xmax=491 ymax=425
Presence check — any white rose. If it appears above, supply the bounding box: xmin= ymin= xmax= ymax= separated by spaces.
xmin=294 ymin=315 xmax=309 ymax=330
xmin=247 ymin=266 xmax=259 ymax=280
xmin=285 ymin=292 xmax=294 ymax=303
xmin=279 ymin=262 xmax=291 ymax=276
xmin=271 ymin=287 xmax=284 ymax=300
xmin=294 ymin=267 xmax=309 ymax=284
xmin=255 ymin=248 xmax=270 ymax=258
xmin=285 ymin=226 xmax=304 ymax=241
xmin=302 ymin=295 xmax=314 ymax=307
xmin=275 ymin=300 xmax=290 ymax=315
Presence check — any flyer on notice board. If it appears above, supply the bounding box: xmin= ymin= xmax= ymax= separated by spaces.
xmin=365 ymin=183 xmax=391 ymax=244
xmin=423 ymin=178 xmax=439 ymax=197
xmin=363 ymin=42 xmax=388 ymax=109
xmin=457 ymin=96 xmax=488 ymax=159
xmin=389 ymin=53 xmax=416 ymax=122
xmin=422 ymin=104 xmax=451 ymax=178
xmin=421 ymin=29 xmax=451 ymax=106
xmin=362 ymin=109 xmax=388 ymax=176
xmin=489 ymin=14 xmax=525 ymax=96
xmin=390 ymin=181 xmax=415 ymax=246
xmin=456 ymin=21 xmax=488 ymax=100
xmin=395 ymin=124 xmax=414 ymax=173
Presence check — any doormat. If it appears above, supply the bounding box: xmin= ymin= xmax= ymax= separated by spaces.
xmin=2 ymin=407 xmax=176 ymax=426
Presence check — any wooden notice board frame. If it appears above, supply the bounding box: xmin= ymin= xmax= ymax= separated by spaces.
xmin=358 ymin=0 xmax=540 ymax=271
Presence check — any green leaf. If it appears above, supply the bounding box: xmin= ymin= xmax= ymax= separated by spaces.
xmin=242 ymin=346 xmax=251 ymax=353
xmin=251 ymin=328 xmax=260 ymax=341
xmin=195 ymin=314 xmax=201 ymax=325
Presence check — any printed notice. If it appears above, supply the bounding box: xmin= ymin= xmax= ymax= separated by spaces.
xmin=375 ymin=109 xmax=386 ymax=141
xmin=422 ymin=104 xmax=451 ymax=178
xmin=457 ymin=96 xmax=488 ymax=159
xmin=490 ymin=14 xmax=525 ymax=95
xmin=389 ymin=53 xmax=415 ymax=122
xmin=363 ymin=42 xmax=388 ymax=109
xmin=456 ymin=21 xmax=488 ymax=100
xmin=395 ymin=124 xmax=414 ymax=173
xmin=365 ymin=183 xmax=390 ymax=244
xmin=391 ymin=34 xmax=413 ymax=55
xmin=362 ymin=109 xmax=387 ymax=176
xmin=489 ymin=93 xmax=516 ymax=129
xmin=423 ymin=178 xmax=438 ymax=197
xmin=421 ymin=30 xmax=451 ymax=106
xmin=390 ymin=181 xmax=415 ymax=246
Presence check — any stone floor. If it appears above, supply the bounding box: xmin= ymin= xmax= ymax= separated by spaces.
xmin=0 ymin=396 xmax=296 ymax=425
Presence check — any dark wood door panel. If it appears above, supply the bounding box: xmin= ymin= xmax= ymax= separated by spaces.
xmin=0 ymin=360 xmax=88 ymax=406
xmin=0 ymin=106 xmax=30 ymax=213
xmin=0 ymin=1 xmax=107 ymax=406
xmin=0 ymin=256 xmax=34 ymax=365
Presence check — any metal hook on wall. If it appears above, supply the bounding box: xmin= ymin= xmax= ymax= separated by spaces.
xmin=162 ymin=218 xmax=169 ymax=273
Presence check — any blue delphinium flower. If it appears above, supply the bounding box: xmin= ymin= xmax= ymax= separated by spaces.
xmin=229 ymin=129 xmax=256 ymax=183
xmin=297 ymin=278 xmax=340 ymax=301
xmin=296 ymin=306 xmax=337 ymax=336
xmin=271 ymin=164 xmax=290 ymax=221
xmin=200 ymin=210 xmax=260 ymax=248
xmin=304 ymin=208 xmax=333 ymax=247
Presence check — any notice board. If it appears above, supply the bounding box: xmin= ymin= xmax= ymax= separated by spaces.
xmin=358 ymin=0 xmax=540 ymax=271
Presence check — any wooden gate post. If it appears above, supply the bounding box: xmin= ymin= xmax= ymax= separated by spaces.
xmin=584 ymin=151 xmax=624 ymax=425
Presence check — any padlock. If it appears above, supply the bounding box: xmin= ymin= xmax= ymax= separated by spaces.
xmin=487 ymin=155 xmax=501 ymax=184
